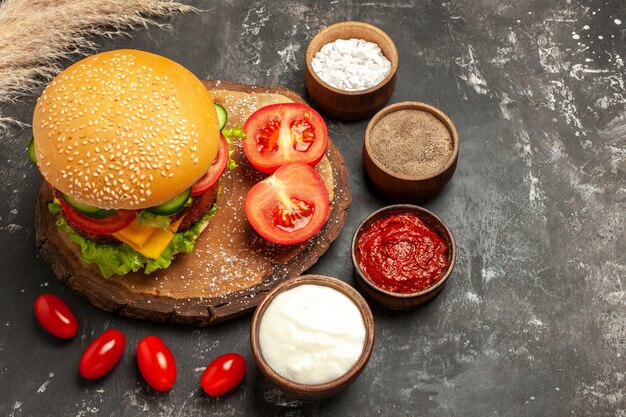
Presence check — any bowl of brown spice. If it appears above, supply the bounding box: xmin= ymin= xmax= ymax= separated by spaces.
xmin=363 ymin=102 xmax=459 ymax=202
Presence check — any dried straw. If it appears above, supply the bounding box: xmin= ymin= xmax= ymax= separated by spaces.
xmin=0 ymin=0 xmax=198 ymax=130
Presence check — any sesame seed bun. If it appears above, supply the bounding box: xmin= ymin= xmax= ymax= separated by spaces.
xmin=32 ymin=49 xmax=220 ymax=210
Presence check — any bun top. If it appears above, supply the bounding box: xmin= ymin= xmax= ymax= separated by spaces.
xmin=33 ymin=49 xmax=220 ymax=210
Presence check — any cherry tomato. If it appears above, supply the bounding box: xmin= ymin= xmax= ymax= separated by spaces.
xmin=136 ymin=336 xmax=176 ymax=391
xmin=61 ymin=197 xmax=135 ymax=235
xmin=243 ymin=103 xmax=328 ymax=174
xmin=200 ymin=353 xmax=247 ymax=396
xmin=34 ymin=294 xmax=78 ymax=339
xmin=79 ymin=329 xmax=126 ymax=379
xmin=244 ymin=163 xmax=330 ymax=245
xmin=191 ymin=134 xmax=229 ymax=197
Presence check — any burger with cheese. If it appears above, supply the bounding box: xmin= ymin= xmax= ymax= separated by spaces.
xmin=31 ymin=49 xmax=234 ymax=278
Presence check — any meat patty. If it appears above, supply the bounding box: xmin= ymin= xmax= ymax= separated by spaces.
xmin=176 ymin=185 xmax=219 ymax=231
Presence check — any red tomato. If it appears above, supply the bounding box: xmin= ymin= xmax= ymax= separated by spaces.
xmin=136 ymin=336 xmax=176 ymax=391
xmin=244 ymin=163 xmax=330 ymax=245
xmin=79 ymin=329 xmax=126 ymax=379
xmin=191 ymin=134 xmax=229 ymax=197
xmin=200 ymin=353 xmax=247 ymax=396
xmin=34 ymin=294 xmax=78 ymax=339
xmin=60 ymin=198 xmax=135 ymax=235
xmin=243 ymin=103 xmax=328 ymax=174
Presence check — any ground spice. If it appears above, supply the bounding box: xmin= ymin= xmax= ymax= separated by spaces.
xmin=369 ymin=109 xmax=453 ymax=177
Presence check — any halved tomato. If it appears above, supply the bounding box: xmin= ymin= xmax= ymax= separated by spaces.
xmin=244 ymin=163 xmax=329 ymax=245
xmin=243 ymin=103 xmax=328 ymax=174
xmin=60 ymin=197 xmax=135 ymax=235
xmin=191 ymin=134 xmax=229 ymax=197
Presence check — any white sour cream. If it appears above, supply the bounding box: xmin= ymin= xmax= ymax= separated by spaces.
xmin=258 ymin=284 xmax=366 ymax=385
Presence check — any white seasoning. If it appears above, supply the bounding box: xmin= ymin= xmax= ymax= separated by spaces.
xmin=311 ymin=38 xmax=391 ymax=91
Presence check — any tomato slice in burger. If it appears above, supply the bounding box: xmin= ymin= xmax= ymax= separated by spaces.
xmin=242 ymin=103 xmax=328 ymax=174
xmin=191 ymin=134 xmax=229 ymax=197
xmin=244 ymin=163 xmax=330 ymax=245
xmin=60 ymin=198 xmax=135 ymax=235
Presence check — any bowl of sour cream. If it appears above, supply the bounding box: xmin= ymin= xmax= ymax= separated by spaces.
xmin=250 ymin=275 xmax=375 ymax=399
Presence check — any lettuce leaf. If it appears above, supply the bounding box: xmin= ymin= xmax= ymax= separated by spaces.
xmin=222 ymin=126 xmax=246 ymax=171
xmin=136 ymin=210 xmax=172 ymax=229
xmin=227 ymin=149 xmax=238 ymax=171
xmin=48 ymin=198 xmax=219 ymax=279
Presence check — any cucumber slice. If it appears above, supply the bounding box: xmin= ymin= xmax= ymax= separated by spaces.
xmin=146 ymin=188 xmax=191 ymax=215
xmin=215 ymin=103 xmax=227 ymax=131
xmin=28 ymin=137 xmax=37 ymax=164
xmin=62 ymin=193 xmax=117 ymax=219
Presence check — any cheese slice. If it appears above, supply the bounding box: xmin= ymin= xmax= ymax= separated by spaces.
xmin=112 ymin=216 xmax=185 ymax=259
xmin=113 ymin=219 xmax=156 ymax=247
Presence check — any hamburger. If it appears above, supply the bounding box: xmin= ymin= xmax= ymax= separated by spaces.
xmin=31 ymin=49 xmax=235 ymax=278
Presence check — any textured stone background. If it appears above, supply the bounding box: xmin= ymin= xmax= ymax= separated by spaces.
xmin=0 ymin=0 xmax=624 ymax=416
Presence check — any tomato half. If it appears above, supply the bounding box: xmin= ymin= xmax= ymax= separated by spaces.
xmin=79 ymin=329 xmax=126 ymax=379
xmin=60 ymin=197 xmax=135 ymax=235
xmin=243 ymin=103 xmax=328 ymax=174
xmin=191 ymin=134 xmax=229 ymax=197
xmin=34 ymin=294 xmax=78 ymax=339
xmin=200 ymin=353 xmax=247 ymax=396
xmin=244 ymin=163 xmax=329 ymax=245
xmin=136 ymin=336 xmax=176 ymax=392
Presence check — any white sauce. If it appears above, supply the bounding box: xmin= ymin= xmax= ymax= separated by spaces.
xmin=258 ymin=284 xmax=366 ymax=385
xmin=311 ymin=38 xmax=392 ymax=91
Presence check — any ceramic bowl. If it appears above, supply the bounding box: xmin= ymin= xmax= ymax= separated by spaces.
xmin=250 ymin=275 xmax=375 ymax=399
xmin=304 ymin=21 xmax=398 ymax=121
xmin=351 ymin=205 xmax=456 ymax=309
xmin=363 ymin=102 xmax=459 ymax=202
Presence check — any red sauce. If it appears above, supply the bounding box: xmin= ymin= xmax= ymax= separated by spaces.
xmin=357 ymin=213 xmax=448 ymax=293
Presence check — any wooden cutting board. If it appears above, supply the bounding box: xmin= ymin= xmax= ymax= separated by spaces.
xmin=35 ymin=81 xmax=351 ymax=326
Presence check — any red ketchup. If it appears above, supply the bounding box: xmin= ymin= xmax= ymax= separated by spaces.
xmin=357 ymin=213 xmax=448 ymax=293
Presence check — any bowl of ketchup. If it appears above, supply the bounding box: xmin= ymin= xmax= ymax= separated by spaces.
xmin=351 ymin=204 xmax=456 ymax=309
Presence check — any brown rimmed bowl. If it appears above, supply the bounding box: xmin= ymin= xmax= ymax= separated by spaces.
xmin=351 ymin=205 xmax=456 ymax=310
xmin=363 ymin=102 xmax=459 ymax=202
xmin=250 ymin=275 xmax=375 ymax=399
xmin=305 ymin=21 xmax=398 ymax=121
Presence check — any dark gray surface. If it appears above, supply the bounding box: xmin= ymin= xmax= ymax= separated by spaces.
xmin=1 ymin=0 xmax=625 ymax=416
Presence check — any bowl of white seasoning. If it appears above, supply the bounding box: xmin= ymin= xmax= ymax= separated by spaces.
xmin=250 ymin=275 xmax=375 ymax=399
xmin=305 ymin=21 xmax=398 ymax=121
